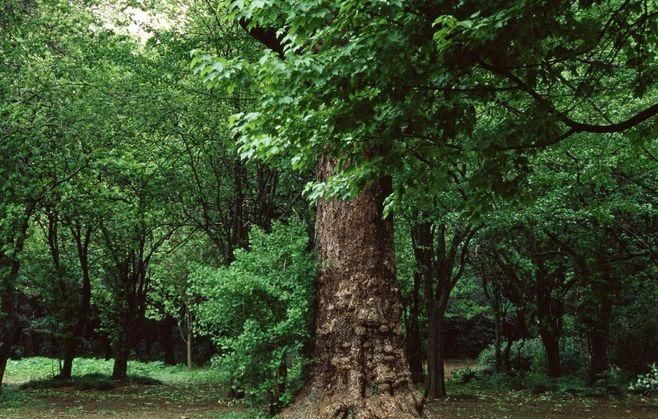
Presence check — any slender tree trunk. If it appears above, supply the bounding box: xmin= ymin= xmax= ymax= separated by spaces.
xmin=113 ymin=303 xmax=139 ymax=380
xmin=540 ymin=330 xmax=561 ymax=378
xmin=185 ymin=305 xmax=193 ymax=369
xmin=535 ymin=261 xmax=563 ymax=378
xmin=59 ymin=338 xmax=76 ymax=380
xmin=113 ymin=341 xmax=130 ymax=380
xmin=0 ymin=202 xmax=32 ymax=388
xmin=435 ymin=317 xmax=446 ymax=397
xmin=281 ymin=157 xmax=422 ymax=419
xmin=161 ymin=316 xmax=176 ymax=365
xmin=502 ymin=333 xmax=513 ymax=374
xmin=256 ymin=165 xmax=278 ymax=231
xmin=104 ymin=335 xmax=113 ymax=361
xmin=58 ymin=224 xmax=93 ymax=381
xmin=410 ymin=215 xmax=433 ymax=387
xmin=144 ymin=323 xmax=153 ymax=360
xmin=0 ymin=274 xmax=17 ymax=389
xmin=405 ymin=281 xmax=423 ymax=384
xmin=425 ymin=305 xmax=447 ymax=399
xmin=588 ymin=322 xmax=610 ymax=384
xmin=0 ymin=335 xmax=11 ymax=389
xmin=586 ymin=267 xmax=615 ymax=385
xmin=494 ymin=311 xmax=502 ymax=373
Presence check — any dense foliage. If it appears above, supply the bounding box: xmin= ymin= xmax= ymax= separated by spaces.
xmin=193 ymin=220 xmax=315 ymax=410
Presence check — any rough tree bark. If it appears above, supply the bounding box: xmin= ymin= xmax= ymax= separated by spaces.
xmin=281 ymin=157 xmax=423 ymax=419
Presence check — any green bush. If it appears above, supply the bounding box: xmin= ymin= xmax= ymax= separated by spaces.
xmin=629 ymin=364 xmax=658 ymax=395
xmin=73 ymin=374 xmax=116 ymax=391
xmin=20 ymin=373 xmax=116 ymax=391
xmin=193 ymin=220 xmax=315 ymax=412
xmin=19 ymin=373 xmax=161 ymax=391
xmin=451 ymin=367 xmax=477 ymax=384
xmin=525 ymin=371 xmax=557 ymax=394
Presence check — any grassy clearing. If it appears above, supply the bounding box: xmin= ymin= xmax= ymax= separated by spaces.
xmin=3 ymin=357 xmax=223 ymax=386
xmin=0 ymin=357 xmax=258 ymax=419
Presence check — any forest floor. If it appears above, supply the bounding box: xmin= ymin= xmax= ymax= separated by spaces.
xmin=1 ymin=358 xmax=657 ymax=419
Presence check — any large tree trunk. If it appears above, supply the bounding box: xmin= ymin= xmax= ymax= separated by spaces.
xmin=282 ymin=158 xmax=422 ymax=419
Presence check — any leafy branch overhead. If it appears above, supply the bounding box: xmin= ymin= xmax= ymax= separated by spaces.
xmin=193 ymin=0 xmax=658 ymax=203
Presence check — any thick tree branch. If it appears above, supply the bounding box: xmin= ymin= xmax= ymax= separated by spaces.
xmin=238 ymin=19 xmax=285 ymax=58
xmin=481 ymin=60 xmax=658 ymax=151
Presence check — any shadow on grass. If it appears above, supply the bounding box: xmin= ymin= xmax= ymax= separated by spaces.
xmin=19 ymin=373 xmax=162 ymax=391
xmin=0 ymin=389 xmax=38 ymax=408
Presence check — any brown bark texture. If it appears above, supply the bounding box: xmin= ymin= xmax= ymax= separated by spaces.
xmin=282 ymin=158 xmax=423 ymax=419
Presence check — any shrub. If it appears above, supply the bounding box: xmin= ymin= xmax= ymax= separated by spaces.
xmin=20 ymin=373 xmax=116 ymax=391
xmin=629 ymin=364 xmax=658 ymax=395
xmin=193 ymin=220 xmax=315 ymax=412
xmin=525 ymin=371 xmax=556 ymax=394
xmin=74 ymin=374 xmax=116 ymax=391
xmin=451 ymin=367 xmax=477 ymax=384
xmin=476 ymin=344 xmax=496 ymax=370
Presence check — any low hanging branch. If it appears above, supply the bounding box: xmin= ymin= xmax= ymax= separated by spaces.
xmin=480 ymin=60 xmax=658 ymax=151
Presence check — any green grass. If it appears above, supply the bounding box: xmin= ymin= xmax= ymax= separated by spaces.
xmin=1 ymin=357 xmax=262 ymax=419
xmin=3 ymin=356 xmax=223 ymax=386
xmin=0 ymin=389 xmax=41 ymax=409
